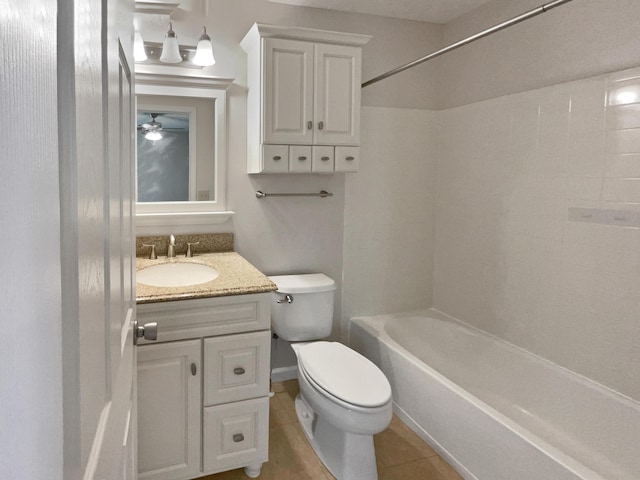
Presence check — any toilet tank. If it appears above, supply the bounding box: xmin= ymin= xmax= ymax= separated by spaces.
xmin=268 ymin=274 xmax=336 ymax=342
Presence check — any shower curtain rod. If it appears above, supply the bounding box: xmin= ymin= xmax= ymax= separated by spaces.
xmin=362 ymin=0 xmax=575 ymax=88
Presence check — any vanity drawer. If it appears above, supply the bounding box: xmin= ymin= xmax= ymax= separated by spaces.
xmin=288 ymin=145 xmax=312 ymax=173
xmin=312 ymin=146 xmax=335 ymax=173
xmin=262 ymin=145 xmax=289 ymax=172
xmin=136 ymin=293 xmax=271 ymax=344
xmin=335 ymin=146 xmax=360 ymax=172
xmin=203 ymin=397 xmax=269 ymax=474
xmin=204 ymin=331 xmax=271 ymax=406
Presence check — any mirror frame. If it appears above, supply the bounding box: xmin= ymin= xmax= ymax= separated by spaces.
xmin=134 ymin=72 xmax=234 ymax=226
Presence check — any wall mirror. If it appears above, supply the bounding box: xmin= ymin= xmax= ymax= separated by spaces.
xmin=135 ymin=72 xmax=234 ymax=226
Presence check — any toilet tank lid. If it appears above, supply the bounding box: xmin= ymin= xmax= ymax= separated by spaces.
xmin=268 ymin=273 xmax=336 ymax=294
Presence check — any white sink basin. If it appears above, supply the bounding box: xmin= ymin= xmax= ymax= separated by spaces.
xmin=137 ymin=262 xmax=219 ymax=287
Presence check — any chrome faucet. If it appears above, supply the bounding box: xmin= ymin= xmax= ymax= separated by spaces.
xmin=167 ymin=234 xmax=176 ymax=258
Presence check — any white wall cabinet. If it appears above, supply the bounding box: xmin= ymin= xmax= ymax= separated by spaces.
xmin=241 ymin=23 xmax=371 ymax=174
xmin=137 ymin=293 xmax=271 ymax=480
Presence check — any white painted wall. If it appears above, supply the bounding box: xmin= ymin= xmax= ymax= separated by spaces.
xmin=343 ymin=107 xmax=438 ymax=338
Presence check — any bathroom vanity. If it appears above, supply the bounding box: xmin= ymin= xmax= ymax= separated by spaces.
xmin=135 ymin=250 xmax=276 ymax=480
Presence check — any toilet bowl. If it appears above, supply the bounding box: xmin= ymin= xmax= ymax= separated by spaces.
xmin=269 ymin=274 xmax=393 ymax=480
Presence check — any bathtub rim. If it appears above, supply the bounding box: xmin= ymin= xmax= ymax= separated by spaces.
xmin=349 ymin=309 xmax=639 ymax=480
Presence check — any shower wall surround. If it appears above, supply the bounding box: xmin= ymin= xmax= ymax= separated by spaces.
xmin=433 ymin=66 xmax=640 ymax=402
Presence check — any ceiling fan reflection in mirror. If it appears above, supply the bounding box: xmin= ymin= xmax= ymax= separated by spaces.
xmin=137 ymin=112 xmax=189 ymax=141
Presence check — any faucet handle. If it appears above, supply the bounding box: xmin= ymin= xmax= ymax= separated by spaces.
xmin=142 ymin=244 xmax=157 ymax=260
xmin=186 ymin=242 xmax=200 ymax=258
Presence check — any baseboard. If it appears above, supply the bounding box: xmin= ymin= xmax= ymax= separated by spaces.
xmin=271 ymin=366 xmax=298 ymax=382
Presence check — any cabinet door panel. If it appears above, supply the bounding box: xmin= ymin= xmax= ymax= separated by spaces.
xmin=137 ymin=340 xmax=201 ymax=480
xmin=264 ymin=38 xmax=314 ymax=144
xmin=204 ymin=331 xmax=271 ymax=405
xmin=314 ymin=44 xmax=361 ymax=145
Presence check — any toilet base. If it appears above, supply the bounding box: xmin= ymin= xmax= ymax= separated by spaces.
xmin=295 ymin=395 xmax=379 ymax=480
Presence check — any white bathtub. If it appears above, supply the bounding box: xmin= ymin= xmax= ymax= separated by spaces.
xmin=349 ymin=309 xmax=640 ymax=480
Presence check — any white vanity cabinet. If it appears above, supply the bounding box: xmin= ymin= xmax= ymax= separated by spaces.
xmin=137 ymin=293 xmax=271 ymax=480
xmin=241 ymin=23 xmax=371 ymax=174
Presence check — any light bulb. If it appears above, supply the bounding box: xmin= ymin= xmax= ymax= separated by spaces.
xmin=193 ymin=26 xmax=215 ymax=67
xmin=134 ymin=31 xmax=147 ymax=61
xmin=160 ymin=23 xmax=182 ymax=63
xmin=145 ymin=130 xmax=163 ymax=141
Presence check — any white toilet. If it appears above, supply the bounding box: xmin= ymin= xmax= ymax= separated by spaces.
xmin=269 ymin=273 xmax=393 ymax=480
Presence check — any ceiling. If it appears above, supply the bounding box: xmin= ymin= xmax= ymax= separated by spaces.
xmin=267 ymin=0 xmax=495 ymax=24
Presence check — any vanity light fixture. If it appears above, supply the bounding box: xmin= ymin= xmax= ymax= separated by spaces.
xmin=136 ymin=23 xmax=216 ymax=68
xmin=193 ymin=26 xmax=215 ymax=67
xmin=159 ymin=22 xmax=182 ymax=63
xmin=134 ymin=31 xmax=148 ymax=62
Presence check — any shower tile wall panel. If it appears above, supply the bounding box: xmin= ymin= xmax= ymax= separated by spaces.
xmin=434 ymin=67 xmax=640 ymax=402
xmin=343 ymin=107 xmax=437 ymax=335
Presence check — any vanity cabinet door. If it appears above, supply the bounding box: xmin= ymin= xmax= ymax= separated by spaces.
xmin=314 ymin=43 xmax=362 ymax=146
xmin=204 ymin=331 xmax=271 ymax=406
xmin=137 ymin=340 xmax=201 ymax=480
xmin=263 ymin=38 xmax=314 ymax=145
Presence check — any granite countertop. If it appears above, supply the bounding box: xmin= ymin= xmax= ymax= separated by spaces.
xmin=136 ymin=252 xmax=277 ymax=304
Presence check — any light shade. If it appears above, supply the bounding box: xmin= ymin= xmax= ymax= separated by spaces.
xmin=134 ymin=31 xmax=147 ymax=61
xmin=193 ymin=26 xmax=215 ymax=67
xmin=144 ymin=130 xmax=162 ymax=141
xmin=160 ymin=23 xmax=182 ymax=63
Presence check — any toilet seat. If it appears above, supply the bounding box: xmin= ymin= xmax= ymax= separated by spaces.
xmin=297 ymin=342 xmax=392 ymax=408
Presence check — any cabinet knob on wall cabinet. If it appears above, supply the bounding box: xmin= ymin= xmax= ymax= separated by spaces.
xmin=191 ymin=363 xmax=197 ymax=376
xmin=307 ymin=121 xmax=313 ymax=130
xmin=233 ymin=433 xmax=244 ymax=443
xmin=233 ymin=367 xmax=246 ymax=375
xmin=318 ymin=121 xmax=324 ymax=130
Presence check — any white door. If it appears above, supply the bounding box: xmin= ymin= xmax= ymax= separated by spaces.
xmin=263 ymin=37 xmax=314 ymax=144
xmin=1 ymin=0 xmax=135 ymax=478
xmin=64 ymin=0 xmax=137 ymax=478
xmin=314 ymin=43 xmax=362 ymax=146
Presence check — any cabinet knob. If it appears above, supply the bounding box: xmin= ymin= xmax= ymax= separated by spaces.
xmin=191 ymin=363 xmax=197 ymax=376
xmin=321 ymin=156 xmax=330 ymax=161
xmin=233 ymin=367 xmax=246 ymax=375
xmin=346 ymin=156 xmax=355 ymax=161
xmin=272 ymin=155 xmax=282 ymax=161
xmin=307 ymin=121 xmax=313 ymax=130
xmin=233 ymin=433 xmax=244 ymax=443
xmin=298 ymin=156 xmax=307 ymax=161
xmin=318 ymin=121 xmax=324 ymax=130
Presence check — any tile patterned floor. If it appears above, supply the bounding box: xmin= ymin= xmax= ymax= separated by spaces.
xmin=200 ymin=380 xmax=463 ymax=480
